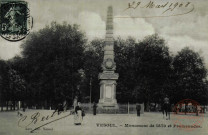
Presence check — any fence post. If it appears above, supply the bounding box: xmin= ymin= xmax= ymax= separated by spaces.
xmin=128 ymin=102 xmax=129 ymax=114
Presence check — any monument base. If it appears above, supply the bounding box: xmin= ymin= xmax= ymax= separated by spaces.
xmin=97 ymin=98 xmax=119 ymax=113
xmin=98 ymin=99 xmax=119 ymax=109
xmin=98 ymin=72 xmax=119 ymax=110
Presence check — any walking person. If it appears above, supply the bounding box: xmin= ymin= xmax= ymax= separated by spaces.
xmin=74 ymin=102 xmax=84 ymax=125
xmin=163 ymin=95 xmax=170 ymax=120
xmin=93 ymin=102 xmax=97 ymax=115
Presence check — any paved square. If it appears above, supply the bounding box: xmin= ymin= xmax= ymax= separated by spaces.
xmin=0 ymin=110 xmax=208 ymax=135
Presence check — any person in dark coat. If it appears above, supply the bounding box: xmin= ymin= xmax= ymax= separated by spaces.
xmin=136 ymin=104 xmax=141 ymax=116
xmin=93 ymin=102 xmax=97 ymax=115
xmin=163 ymin=95 xmax=170 ymax=120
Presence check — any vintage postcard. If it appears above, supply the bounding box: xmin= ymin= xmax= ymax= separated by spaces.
xmin=0 ymin=0 xmax=208 ymax=135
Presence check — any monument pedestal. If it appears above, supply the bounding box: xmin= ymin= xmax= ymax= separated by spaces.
xmin=98 ymin=72 xmax=119 ymax=109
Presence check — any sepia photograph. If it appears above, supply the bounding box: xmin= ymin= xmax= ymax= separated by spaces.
xmin=0 ymin=0 xmax=208 ymax=135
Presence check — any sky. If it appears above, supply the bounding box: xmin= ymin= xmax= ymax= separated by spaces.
xmin=0 ymin=0 xmax=208 ymax=68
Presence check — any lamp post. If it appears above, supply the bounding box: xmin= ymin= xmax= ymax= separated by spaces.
xmin=78 ymin=69 xmax=85 ymax=94
xmin=77 ymin=69 xmax=85 ymax=97
xmin=90 ymin=75 xmax=92 ymax=105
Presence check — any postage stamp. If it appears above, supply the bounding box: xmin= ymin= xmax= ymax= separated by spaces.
xmin=0 ymin=1 xmax=33 ymax=41
xmin=172 ymin=99 xmax=205 ymax=132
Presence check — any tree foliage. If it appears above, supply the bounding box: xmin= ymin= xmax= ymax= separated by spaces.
xmin=20 ymin=22 xmax=86 ymax=108
xmin=172 ymin=47 xmax=207 ymax=105
xmin=0 ymin=60 xmax=9 ymax=103
xmin=81 ymin=39 xmax=104 ymax=102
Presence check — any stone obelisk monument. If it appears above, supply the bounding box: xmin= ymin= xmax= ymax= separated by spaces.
xmin=98 ymin=6 xmax=119 ymax=109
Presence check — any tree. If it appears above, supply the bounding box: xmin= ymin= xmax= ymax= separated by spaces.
xmin=20 ymin=22 xmax=86 ymax=108
xmin=0 ymin=60 xmax=9 ymax=111
xmin=8 ymin=56 xmax=28 ymax=109
xmin=114 ymin=37 xmax=138 ymax=103
xmin=172 ymin=47 xmax=208 ymax=105
xmin=8 ymin=69 xmax=25 ymax=110
xmin=82 ymin=39 xmax=104 ymax=103
xmin=134 ymin=34 xmax=172 ymax=110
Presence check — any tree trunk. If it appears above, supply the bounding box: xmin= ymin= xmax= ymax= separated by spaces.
xmin=44 ymin=100 xmax=47 ymax=109
xmin=1 ymin=100 xmax=3 ymax=111
xmin=13 ymin=101 xmax=15 ymax=110
xmin=185 ymin=102 xmax=189 ymax=115
xmin=6 ymin=101 xmax=8 ymax=111
xmin=22 ymin=101 xmax=25 ymax=112
xmin=145 ymin=102 xmax=150 ymax=112
xmin=154 ymin=102 xmax=157 ymax=111
xmin=10 ymin=101 xmax=12 ymax=111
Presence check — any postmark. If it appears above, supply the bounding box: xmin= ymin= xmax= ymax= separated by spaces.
xmin=172 ymin=99 xmax=204 ymax=132
xmin=0 ymin=1 xmax=33 ymax=41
